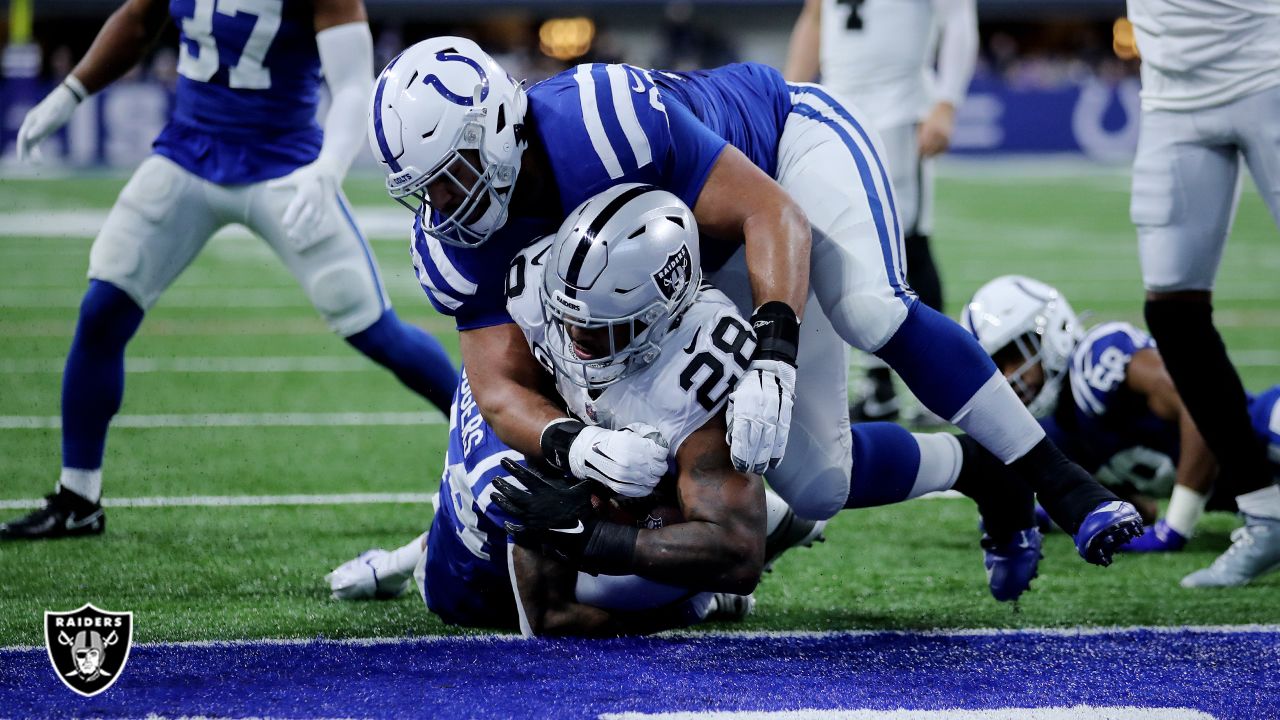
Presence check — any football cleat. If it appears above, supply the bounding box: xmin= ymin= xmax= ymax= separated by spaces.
xmin=1181 ymin=515 xmax=1280 ymax=588
xmin=325 ymin=549 xmax=411 ymax=601
xmin=763 ymin=512 xmax=826 ymax=573
xmin=1073 ymin=500 xmax=1144 ymax=566
xmin=981 ymin=527 xmax=1042 ymax=602
xmin=0 ymin=489 xmax=104 ymax=540
xmin=1119 ymin=519 xmax=1187 ymax=553
xmin=706 ymin=592 xmax=755 ymax=622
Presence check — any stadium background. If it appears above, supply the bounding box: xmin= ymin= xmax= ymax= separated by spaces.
xmin=1 ymin=0 xmax=1277 ymax=717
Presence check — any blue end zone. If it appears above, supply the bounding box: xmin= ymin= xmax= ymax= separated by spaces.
xmin=2 ymin=628 xmax=1276 ymax=719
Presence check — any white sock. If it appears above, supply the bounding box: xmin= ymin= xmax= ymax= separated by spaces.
xmin=764 ymin=488 xmax=791 ymax=536
xmin=950 ymin=372 xmax=1046 ymax=464
xmin=1164 ymin=485 xmax=1208 ymax=537
xmin=378 ymin=532 xmax=428 ymax=581
xmin=907 ymin=433 xmax=963 ymax=499
xmin=1236 ymin=484 xmax=1280 ymax=521
xmin=58 ymin=468 xmax=102 ymax=503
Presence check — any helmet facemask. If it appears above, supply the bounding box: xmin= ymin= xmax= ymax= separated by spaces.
xmin=543 ymin=291 xmax=674 ymax=391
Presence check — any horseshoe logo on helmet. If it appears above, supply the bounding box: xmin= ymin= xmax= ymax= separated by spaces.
xmin=421 ymin=51 xmax=490 ymax=107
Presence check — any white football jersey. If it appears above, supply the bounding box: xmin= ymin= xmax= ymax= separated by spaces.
xmin=506 ymin=237 xmax=755 ymax=455
xmin=819 ymin=0 xmax=939 ymax=128
xmin=1128 ymin=0 xmax=1280 ymax=111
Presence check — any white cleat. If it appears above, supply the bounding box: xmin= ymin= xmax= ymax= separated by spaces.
xmin=325 ymin=549 xmax=411 ymax=601
xmin=1181 ymin=515 xmax=1280 ymax=588
xmin=706 ymin=592 xmax=756 ymax=621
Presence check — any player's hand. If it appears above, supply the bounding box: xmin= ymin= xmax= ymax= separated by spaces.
xmin=917 ymin=101 xmax=956 ymax=158
xmin=266 ymin=159 xmax=340 ymax=248
xmin=567 ymin=423 xmax=668 ymax=498
xmin=727 ymin=359 xmax=796 ymax=474
xmin=492 ymin=458 xmax=598 ymax=560
xmin=16 ymin=79 xmax=86 ymax=162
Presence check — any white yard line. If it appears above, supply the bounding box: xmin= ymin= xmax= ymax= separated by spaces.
xmin=0 ymin=492 xmax=433 ymax=510
xmin=0 ymin=356 xmax=375 ymax=374
xmin=0 ymin=208 xmax=411 ymax=238
xmin=0 ymin=411 xmax=443 ymax=430
xmin=602 ymin=709 xmax=1217 ymax=720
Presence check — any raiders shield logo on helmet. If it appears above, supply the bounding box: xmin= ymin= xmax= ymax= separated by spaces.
xmin=651 ymin=245 xmax=692 ymax=301
xmin=45 ymin=603 xmax=133 ymax=697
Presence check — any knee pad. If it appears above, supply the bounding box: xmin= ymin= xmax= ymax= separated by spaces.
xmin=308 ymin=264 xmax=382 ymax=336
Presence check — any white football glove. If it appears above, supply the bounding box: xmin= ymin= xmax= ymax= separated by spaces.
xmin=266 ymin=158 xmax=340 ymax=249
xmin=16 ymin=77 xmax=87 ymax=162
xmin=567 ymin=423 xmax=669 ymax=498
xmin=726 ymin=359 xmax=796 ymax=475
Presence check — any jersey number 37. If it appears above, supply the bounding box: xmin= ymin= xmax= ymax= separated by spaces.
xmin=177 ymin=0 xmax=284 ymax=90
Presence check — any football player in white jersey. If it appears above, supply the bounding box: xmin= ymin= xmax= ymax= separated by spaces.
xmin=1127 ymin=0 xmax=1280 ymax=586
xmin=785 ymin=0 xmax=978 ymax=422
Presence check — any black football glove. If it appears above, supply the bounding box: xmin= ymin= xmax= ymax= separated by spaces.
xmin=492 ymin=458 xmax=638 ymax=572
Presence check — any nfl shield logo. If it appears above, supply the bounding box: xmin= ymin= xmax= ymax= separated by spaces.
xmin=44 ymin=603 xmax=133 ymax=697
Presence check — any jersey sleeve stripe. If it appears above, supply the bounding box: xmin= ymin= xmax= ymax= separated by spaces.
xmin=573 ymin=64 xmax=626 ymax=179
xmin=411 ymin=242 xmax=464 ymax=312
xmin=606 ymin=64 xmax=654 ymax=169
xmin=467 ymin=449 xmax=525 ymax=494
xmin=421 ymin=224 xmax=480 ymax=296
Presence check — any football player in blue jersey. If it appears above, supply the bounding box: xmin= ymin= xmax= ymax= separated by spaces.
xmin=965 ymin=276 xmax=1280 ymax=587
xmin=367 ymin=37 xmax=1144 ymax=568
xmin=2 ymin=0 xmax=459 ymax=540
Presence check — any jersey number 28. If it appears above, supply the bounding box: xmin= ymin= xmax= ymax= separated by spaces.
xmin=680 ymin=316 xmax=754 ymax=411
xmin=178 ymin=0 xmax=283 ymax=90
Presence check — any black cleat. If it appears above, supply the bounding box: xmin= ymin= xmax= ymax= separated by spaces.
xmin=0 ymin=489 xmax=105 ymax=540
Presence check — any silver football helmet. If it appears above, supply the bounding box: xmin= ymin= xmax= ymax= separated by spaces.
xmin=542 ymin=184 xmax=701 ymax=390
xmin=961 ymin=275 xmax=1082 ymax=417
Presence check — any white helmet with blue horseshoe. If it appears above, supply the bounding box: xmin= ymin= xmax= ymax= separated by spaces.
xmin=368 ymin=36 xmax=527 ymax=247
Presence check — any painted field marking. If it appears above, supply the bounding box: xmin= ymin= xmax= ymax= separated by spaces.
xmin=0 ymin=208 xmax=411 ymax=239
xmin=0 ymin=356 xmax=376 ymax=374
xmin=0 ymin=411 xmax=444 ymax=430
xmin=600 ymin=709 xmax=1217 ymax=720
xmin=0 ymin=492 xmax=434 ymax=511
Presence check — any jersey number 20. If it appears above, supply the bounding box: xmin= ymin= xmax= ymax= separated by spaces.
xmin=178 ymin=0 xmax=283 ymax=90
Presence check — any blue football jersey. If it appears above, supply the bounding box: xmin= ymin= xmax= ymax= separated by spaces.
xmin=154 ymin=0 xmax=323 ymax=184
xmin=412 ymin=62 xmax=793 ymax=331
xmin=1044 ymin=322 xmax=1175 ymax=472
xmin=1248 ymin=385 xmax=1280 ymax=480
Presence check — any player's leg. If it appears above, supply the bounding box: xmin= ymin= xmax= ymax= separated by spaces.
xmin=327 ymin=530 xmax=428 ymax=600
xmin=0 ymin=156 xmax=222 ymax=540
xmin=781 ymin=85 xmax=1139 ymax=564
xmin=245 ymin=185 xmax=458 ymax=413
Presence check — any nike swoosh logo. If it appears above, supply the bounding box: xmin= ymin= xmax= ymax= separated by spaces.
xmin=531 ymin=246 xmax=550 ymax=266
xmin=65 ymin=509 xmax=103 ymax=531
xmin=683 ymin=327 xmax=701 ymax=354
xmin=553 ymin=520 xmax=585 ymax=534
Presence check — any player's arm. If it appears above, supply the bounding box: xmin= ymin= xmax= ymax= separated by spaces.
xmin=784 ymin=0 xmax=823 ymax=82
xmin=510 ymin=545 xmax=703 ymax=637
xmin=16 ymin=0 xmax=169 ymax=159
xmin=460 ymin=323 xmax=668 ymax=497
xmin=1125 ymin=348 xmax=1217 ymax=494
xmin=266 ymin=0 xmax=373 ymax=240
xmin=919 ymin=0 xmax=978 ymax=157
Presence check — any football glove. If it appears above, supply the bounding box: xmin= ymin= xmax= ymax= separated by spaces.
xmin=265 ymin=158 xmax=340 ymax=250
xmin=16 ymin=77 xmax=87 ymax=162
xmin=542 ymin=419 xmax=668 ymax=498
xmin=727 ymin=302 xmax=799 ymax=475
xmin=492 ymin=458 xmax=637 ymax=571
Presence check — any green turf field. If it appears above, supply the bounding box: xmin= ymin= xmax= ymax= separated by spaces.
xmin=1 ymin=164 xmax=1277 ymax=647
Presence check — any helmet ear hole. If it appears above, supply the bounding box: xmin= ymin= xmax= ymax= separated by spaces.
xmin=495 ymin=105 xmax=507 ymax=133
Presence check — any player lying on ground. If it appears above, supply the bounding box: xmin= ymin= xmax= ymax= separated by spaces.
xmin=1 ymin=0 xmax=458 ymax=541
xmin=369 ymin=37 xmax=1142 ymax=568
xmin=331 ymin=187 xmax=1059 ymax=621
xmin=964 ymin=276 xmax=1280 ymax=585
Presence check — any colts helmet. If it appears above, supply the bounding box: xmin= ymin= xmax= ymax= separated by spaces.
xmin=542 ymin=184 xmax=701 ymax=390
xmin=368 ymin=36 xmax=527 ymax=247
xmin=961 ymin=275 xmax=1082 ymax=417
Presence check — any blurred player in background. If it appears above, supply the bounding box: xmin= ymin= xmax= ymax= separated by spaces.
xmin=785 ymin=0 xmax=978 ymax=424
xmin=1127 ymin=0 xmax=1280 ymax=585
xmin=1 ymin=0 xmax=458 ymax=541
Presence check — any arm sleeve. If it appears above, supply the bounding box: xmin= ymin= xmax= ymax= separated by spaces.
xmin=315 ymin=21 xmax=374 ymax=176
xmin=930 ymin=0 xmax=978 ymax=107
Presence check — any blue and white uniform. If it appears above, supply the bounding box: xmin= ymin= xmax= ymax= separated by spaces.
xmin=412 ymin=61 xmax=934 ymax=520
xmin=89 ymin=0 xmax=387 ymax=336
xmin=1043 ymin=321 xmax=1280 ymax=488
xmin=420 ymin=238 xmax=751 ymax=629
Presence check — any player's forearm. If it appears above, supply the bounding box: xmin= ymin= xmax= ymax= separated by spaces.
xmin=472 ymin=380 xmax=564 ymax=460
xmin=933 ymin=0 xmax=978 ymax=107
xmin=1175 ymin=408 xmax=1218 ymax=495
xmin=631 ymin=520 xmax=763 ymax=594
xmin=783 ymin=1 xmax=821 ymax=82
xmin=315 ymin=22 xmax=374 ymax=177
xmin=743 ymin=201 xmax=811 ymax=319
xmin=71 ymin=0 xmax=169 ymax=94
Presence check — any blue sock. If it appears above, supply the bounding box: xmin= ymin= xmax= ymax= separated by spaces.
xmin=845 ymin=423 xmax=922 ymax=509
xmin=62 ymin=281 xmax=144 ymax=470
xmin=875 ymin=299 xmax=999 ymax=420
xmin=346 ymin=309 xmax=459 ymax=413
